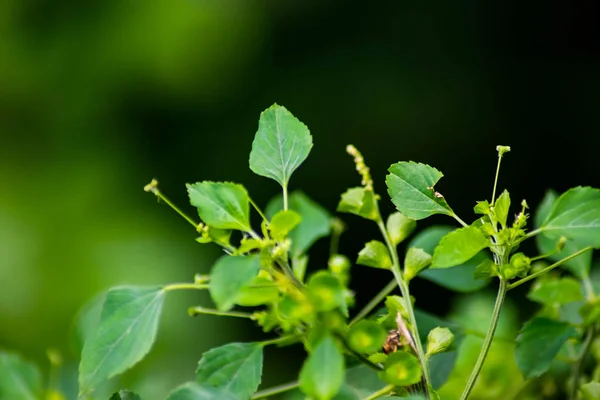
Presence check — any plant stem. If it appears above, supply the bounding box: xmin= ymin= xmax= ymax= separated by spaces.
xmin=164 ymin=283 xmax=210 ymax=292
xmin=283 ymin=185 xmax=289 ymax=211
xmin=151 ymin=187 xmax=199 ymax=229
xmin=188 ymin=306 xmax=253 ymax=319
xmin=570 ymin=327 xmax=595 ymax=400
xmin=365 ymin=384 xmax=395 ymax=400
xmin=350 ymin=279 xmax=396 ymax=326
xmin=490 ymin=152 xmax=504 ymax=205
xmin=508 ymin=247 xmax=594 ymax=290
xmin=249 ymin=196 xmax=268 ymax=222
xmin=452 ymin=213 xmax=469 ymax=227
xmin=459 ymin=279 xmax=508 ymax=400
xmin=251 ymin=381 xmax=299 ymax=399
xmin=277 ymin=260 xmax=304 ymax=289
xmin=261 ymin=334 xmax=302 ymax=347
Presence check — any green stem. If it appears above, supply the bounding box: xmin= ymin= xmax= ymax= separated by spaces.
xmin=261 ymin=334 xmax=302 ymax=347
xmin=249 ymin=197 xmax=268 ymax=222
xmin=278 ymin=260 xmax=304 ymax=289
xmin=570 ymin=327 xmax=595 ymax=400
xmin=452 ymin=213 xmax=469 ymax=227
xmin=188 ymin=306 xmax=253 ymax=319
xmin=152 ymin=188 xmax=199 ymax=229
xmin=459 ymin=279 xmax=508 ymax=400
xmin=365 ymin=384 xmax=395 ymax=400
xmin=283 ymin=185 xmax=289 ymax=211
xmin=350 ymin=279 xmax=396 ymax=326
xmin=490 ymin=152 xmax=504 ymax=205
xmin=513 ymin=228 xmax=542 ymax=246
xmin=252 ymin=381 xmax=299 ymax=399
xmin=164 ymin=283 xmax=210 ymax=292
xmin=508 ymin=247 xmax=594 ymax=290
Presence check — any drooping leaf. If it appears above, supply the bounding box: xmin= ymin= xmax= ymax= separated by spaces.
xmin=299 ymin=336 xmax=345 ymax=400
xmin=210 ymin=255 xmax=261 ymax=311
xmin=0 ymin=352 xmax=42 ymax=400
xmin=431 ymin=226 xmax=489 ymax=269
xmin=541 ymin=186 xmax=600 ymax=248
xmin=249 ymin=104 xmax=313 ymax=189
xmin=166 ymin=382 xmax=237 ymax=400
xmin=535 ymin=190 xmax=593 ymax=279
xmin=337 ymin=187 xmax=378 ymax=221
xmin=426 ymin=327 xmax=454 ymax=357
xmin=79 ymin=286 xmax=165 ymax=396
xmin=515 ymin=317 xmax=578 ymax=379
xmin=493 ymin=190 xmax=511 ymax=228
xmin=347 ymin=321 xmax=388 ymax=354
xmin=357 ymin=240 xmax=392 ymax=269
xmin=386 ymin=212 xmax=416 ymax=246
xmin=527 ymin=277 xmax=583 ymax=306
xmin=196 ymin=342 xmax=263 ymax=399
xmin=409 ymin=226 xmax=491 ymax=292
xmin=266 ymin=191 xmax=331 ymax=256
xmin=187 ymin=182 xmax=252 ymax=232
xmin=404 ymin=247 xmax=432 ymax=281
xmin=269 ymin=210 xmax=302 ymax=240
xmin=378 ymin=351 xmax=422 ymax=386
xmin=386 ymin=161 xmax=454 ymax=220
xmin=110 ymin=390 xmax=142 ymax=400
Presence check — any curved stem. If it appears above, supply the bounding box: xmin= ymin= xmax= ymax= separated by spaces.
xmin=151 ymin=187 xmax=199 ymax=228
xmin=459 ymin=279 xmax=508 ymax=400
xmin=164 ymin=283 xmax=209 ymax=291
xmin=249 ymin=197 xmax=268 ymax=222
xmin=188 ymin=306 xmax=253 ymax=319
xmin=252 ymin=381 xmax=299 ymax=399
xmin=570 ymin=327 xmax=595 ymax=400
xmin=350 ymin=279 xmax=396 ymax=326
xmin=365 ymin=384 xmax=394 ymax=400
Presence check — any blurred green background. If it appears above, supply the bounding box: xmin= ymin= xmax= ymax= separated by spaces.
xmin=1 ymin=1 xmax=599 ymax=399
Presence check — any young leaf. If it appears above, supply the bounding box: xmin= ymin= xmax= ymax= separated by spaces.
xmin=378 ymin=351 xmax=422 ymax=386
xmin=210 ymin=255 xmax=261 ymax=311
xmin=357 ymin=240 xmax=392 ymax=269
xmin=541 ymin=186 xmax=600 ymax=248
xmin=269 ymin=210 xmax=302 ymax=240
xmin=409 ymin=226 xmax=490 ymax=292
xmin=0 ymin=352 xmax=42 ymax=400
xmin=79 ymin=286 xmax=165 ymax=396
xmin=426 ymin=327 xmax=454 ymax=357
xmin=249 ymin=104 xmax=313 ymax=189
xmin=493 ymin=189 xmax=511 ymax=228
xmin=386 ymin=212 xmax=416 ymax=246
xmin=404 ymin=247 xmax=432 ymax=281
xmin=515 ymin=317 xmax=578 ymax=379
xmin=527 ymin=277 xmax=583 ymax=306
xmin=431 ymin=226 xmax=489 ymax=269
xmin=110 ymin=390 xmax=142 ymax=400
xmin=187 ymin=182 xmax=252 ymax=232
xmin=580 ymin=382 xmax=600 ymax=400
xmin=347 ymin=321 xmax=388 ymax=354
xmin=337 ymin=187 xmax=378 ymax=221
xmin=386 ymin=161 xmax=454 ymax=220
xmin=266 ymin=191 xmax=331 ymax=256
xmin=473 ymin=200 xmax=491 ymax=215
xmin=166 ymin=382 xmax=237 ymax=400
xmin=196 ymin=342 xmax=263 ymax=399
xmin=299 ymin=335 xmax=345 ymax=400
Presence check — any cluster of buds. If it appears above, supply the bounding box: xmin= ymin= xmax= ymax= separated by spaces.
xmin=346 ymin=145 xmax=374 ymax=190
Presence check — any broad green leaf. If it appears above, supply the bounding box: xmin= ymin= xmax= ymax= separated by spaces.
xmin=580 ymin=382 xmax=600 ymax=400
xmin=386 ymin=212 xmax=416 ymax=246
xmin=0 ymin=352 xmax=42 ymax=400
xmin=269 ymin=210 xmax=302 ymax=240
xmin=409 ymin=226 xmax=490 ymax=292
xmin=249 ymin=104 xmax=313 ymax=189
xmin=307 ymin=271 xmax=346 ymax=313
xmin=196 ymin=342 xmax=263 ymax=399
xmin=431 ymin=226 xmax=489 ymax=268
xmin=166 ymin=382 xmax=237 ymax=400
xmin=266 ymin=191 xmax=331 ymax=256
xmin=386 ymin=161 xmax=454 ymax=220
xmin=527 ymin=277 xmax=583 ymax=306
xmin=357 ymin=240 xmax=392 ymax=269
xmin=541 ymin=186 xmax=600 ymax=248
xmin=110 ymin=390 xmax=141 ymax=400
xmin=70 ymin=291 xmax=105 ymax=353
xmin=337 ymin=187 xmax=378 ymax=221
xmin=347 ymin=321 xmax=388 ymax=354
xmin=187 ymin=182 xmax=251 ymax=232
xmin=79 ymin=286 xmax=165 ymax=396
xmin=426 ymin=327 xmax=454 ymax=356
xmin=404 ymin=247 xmax=432 ymax=281
xmin=300 ymin=336 xmax=345 ymax=400
xmin=535 ymin=190 xmax=593 ymax=279
xmin=515 ymin=317 xmax=578 ymax=379
xmin=210 ymin=255 xmax=261 ymax=311
xmin=493 ymin=190 xmax=511 ymax=228
xmin=378 ymin=351 xmax=422 ymax=386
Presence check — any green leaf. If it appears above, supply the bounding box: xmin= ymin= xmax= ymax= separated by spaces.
xmin=196 ymin=342 xmax=263 ymax=399
xmin=493 ymin=189 xmax=511 ymax=228
xmin=515 ymin=317 xmax=578 ymax=379
xmin=266 ymin=191 xmax=331 ymax=256
xmin=210 ymin=255 xmax=261 ymax=311
xmin=300 ymin=335 xmax=345 ymax=400
xmin=79 ymin=286 xmax=165 ymax=396
xmin=249 ymin=104 xmax=313 ymax=189
xmin=404 ymin=247 xmax=432 ymax=281
xmin=347 ymin=321 xmax=388 ymax=354
xmin=166 ymin=382 xmax=237 ymax=400
xmin=426 ymin=327 xmax=454 ymax=357
xmin=238 ymin=238 xmax=262 ymax=254
xmin=110 ymin=390 xmax=142 ymax=400
xmin=293 ymin=254 xmax=309 ymax=282
xmin=0 ymin=352 xmax=42 ymax=400
xmin=386 ymin=161 xmax=454 ymax=220
xmin=431 ymin=226 xmax=489 ymax=268
xmin=473 ymin=259 xmax=496 ymax=280
xmin=337 ymin=187 xmax=378 ymax=221
xmin=527 ymin=277 xmax=583 ymax=306
xmin=378 ymin=351 xmax=422 ymax=386
xmin=236 ymin=276 xmax=279 ymax=307
xmin=409 ymin=226 xmax=490 ymax=292
xmin=386 ymin=212 xmax=416 ymax=246
xmin=187 ymin=182 xmax=252 ymax=232
xmin=535 ymin=190 xmax=593 ymax=279
xmin=269 ymin=210 xmax=302 ymax=240
xmin=473 ymin=200 xmax=491 ymax=215
xmin=307 ymin=271 xmax=346 ymax=313
xmin=333 ymin=365 xmax=386 ymax=400
xmin=580 ymin=382 xmax=600 ymax=400
xmin=357 ymin=240 xmax=392 ymax=269
xmin=541 ymin=186 xmax=600 ymax=248
xmin=70 ymin=291 xmax=105 ymax=354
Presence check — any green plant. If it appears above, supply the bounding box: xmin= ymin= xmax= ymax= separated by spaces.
xmin=2 ymin=104 xmax=600 ymax=400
